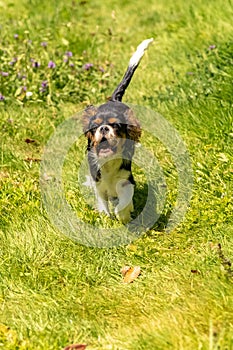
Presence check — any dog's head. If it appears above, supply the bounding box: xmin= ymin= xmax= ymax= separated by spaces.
xmin=82 ymin=101 xmax=141 ymax=159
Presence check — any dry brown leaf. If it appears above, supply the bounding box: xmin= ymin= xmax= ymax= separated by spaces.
xmin=120 ymin=266 xmax=131 ymax=276
xmin=122 ymin=266 xmax=141 ymax=283
xmin=63 ymin=344 xmax=87 ymax=350
xmin=24 ymin=138 xmax=36 ymax=144
xmin=24 ymin=157 xmax=41 ymax=162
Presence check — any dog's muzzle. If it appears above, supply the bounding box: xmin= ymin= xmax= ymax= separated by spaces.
xmin=97 ymin=137 xmax=117 ymax=157
xmin=99 ymin=125 xmax=111 ymax=136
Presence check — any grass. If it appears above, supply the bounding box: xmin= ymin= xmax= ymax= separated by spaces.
xmin=0 ymin=0 xmax=233 ymax=349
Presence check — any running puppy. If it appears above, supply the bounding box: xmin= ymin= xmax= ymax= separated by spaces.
xmin=83 ymin=38 xmax=153 ymax=223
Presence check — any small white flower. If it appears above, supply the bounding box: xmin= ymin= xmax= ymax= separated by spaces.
xmin=26 ymin=91 xmax=33 ymax=98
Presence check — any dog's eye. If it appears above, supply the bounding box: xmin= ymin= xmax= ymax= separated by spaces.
xmin=89 ymin=123 xmax=98 ymax=131
xmin=111 ymin=123 xmax=121 ymax=129
xmin=88 ymin=126 xmax=97 ymax=134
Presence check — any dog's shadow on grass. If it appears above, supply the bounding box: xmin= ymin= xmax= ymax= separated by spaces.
xmin=132 ymin=183 xmax=171 ymax=233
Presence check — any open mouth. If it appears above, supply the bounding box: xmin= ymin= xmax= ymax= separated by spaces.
xmin=97 ymin=138 xmax=116 ymax=157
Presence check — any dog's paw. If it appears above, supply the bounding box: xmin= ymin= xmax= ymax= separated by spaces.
xmin=115 ymin=202 xmax=133 ymax=224
xmin=97 ymin=203 xmax=110 ymax=215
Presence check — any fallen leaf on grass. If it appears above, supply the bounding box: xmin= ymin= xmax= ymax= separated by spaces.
xmin=121 ymin=266 xmax=141 ymax=283
xmin=120 ymin=266 xmax=131 ymax=275
xmin=63 ymin=344 xmax=87 ymax=350
xmin=24 ymin=138 xmax=36 ymax=143
xmin=24 ymin=157 xmax=41 ymax=162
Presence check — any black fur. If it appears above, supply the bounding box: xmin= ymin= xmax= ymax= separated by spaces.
xmin=111 ymin=66 xmax=138 ymax=102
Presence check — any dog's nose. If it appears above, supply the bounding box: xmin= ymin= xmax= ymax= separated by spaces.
xmin=99 ymin=125 xmax=110 ymax=135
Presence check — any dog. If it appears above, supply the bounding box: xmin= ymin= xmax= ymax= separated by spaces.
xmin=82 ymin=38 xmax=153 ymax=223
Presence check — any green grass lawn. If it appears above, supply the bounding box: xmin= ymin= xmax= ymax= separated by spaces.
xmin=1 ymin=0 xmax=233 ymax=349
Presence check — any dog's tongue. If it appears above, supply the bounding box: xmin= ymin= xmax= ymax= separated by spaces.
xmin=98 ymin=138 xmax=112 ymax=156
xmin=99 ymin=147 xmax=113 ymax=156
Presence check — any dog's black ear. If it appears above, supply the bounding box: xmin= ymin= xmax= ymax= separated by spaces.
xmin=125 ymin=109 xmax=141 ymax=142
xmin=82 ymin=105 xmax=97 ymax=134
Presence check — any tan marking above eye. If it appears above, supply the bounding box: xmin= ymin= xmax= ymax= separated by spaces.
xmin=108 ymin=117 xmax=118 ymax=124
xmin=93 ymin=118 xmax=103 ymax=124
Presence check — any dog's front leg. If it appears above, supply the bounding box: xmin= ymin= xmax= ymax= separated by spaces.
xmin=97 ymin=195 xmax=109 ymax=215
xmin=115 ymin=180 xmax=134 ymax=224
xmin=95 ymin=185 xmax=110 ymax=216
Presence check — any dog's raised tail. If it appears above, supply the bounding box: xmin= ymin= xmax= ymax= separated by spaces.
xmin=110 ymin=38 xmax=153 ymax=102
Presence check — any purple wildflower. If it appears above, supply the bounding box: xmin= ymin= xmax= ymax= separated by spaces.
xmin=41 ymin=80 xmax=48 ymax=88
xmin=41 ymin=42 xmax=47 ymax=47
xmin=9 ymin=57 xmax=17 ymax=66
xmin=21 ymin=86 xmax=27 ymax=92
xmin=208 ymin=45 xmax=216 ymax=50
xmin=0 ymin=93 xmax=5 ymax=101
xmin=83 ymin=63 xmax=94 ymax=70
xmin=63 ymin=58 xmax=68 ymax=63
xmin=40 ymin=80 xmax=48 ymax=93
xmin=65 ymin=51 xmax=73 ymax=57
xmin=69 ymin=63 xmax=74 ymax=67
xmin=14 ymin=34 xmax=19 ymax=39
xmin=32 ymin=61 xmax=40 ymax=68
xmin=99 ymin=66 xmax=105 ymax=73
xmin=1 ymin=72 xmax=9 ymax=77
xmin=48 ymin=61 xmax=56 ymax=69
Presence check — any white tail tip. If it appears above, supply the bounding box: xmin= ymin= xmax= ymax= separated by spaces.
xmin=129 ymin=38 xmax=154 ymax=67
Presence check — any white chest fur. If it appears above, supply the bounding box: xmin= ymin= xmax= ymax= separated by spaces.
xmin=92 ymin=158 xmax=134 ymax=223
xmin=96 ymin=158 xmax=130 ymax=198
